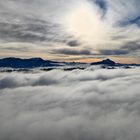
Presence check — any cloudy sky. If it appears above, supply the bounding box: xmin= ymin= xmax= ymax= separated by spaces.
xmin=0 ymin=0 xmax=140 ymax=63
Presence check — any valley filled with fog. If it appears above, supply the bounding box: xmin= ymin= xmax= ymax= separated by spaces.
xmin=0 ymin=67 xmax=140 ymax=140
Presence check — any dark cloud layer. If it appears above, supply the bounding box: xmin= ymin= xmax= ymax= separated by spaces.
xmin=99 ymin=41 xmax=140 ymax=56
xmin=52 ymin=48 xmax=92 ymax=56
xmin=0 ymin=68 xmax=140 ymax=140
xmin=99 ymin=49 xmax=129 ymax=55
xmin=0 ymin=19 xmax=70 ymax=43
xmin=0 ymin=0 xmax=78 ymax=45
xmin=67 ymin=40 xmax=80 ymax=47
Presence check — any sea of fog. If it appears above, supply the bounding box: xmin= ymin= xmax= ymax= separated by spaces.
xmin=0 ymin=67 xmax=140 ymax=140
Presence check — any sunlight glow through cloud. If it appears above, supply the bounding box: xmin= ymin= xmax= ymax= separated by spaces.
xmin=0 ymin=0 xmax=139 ymax=63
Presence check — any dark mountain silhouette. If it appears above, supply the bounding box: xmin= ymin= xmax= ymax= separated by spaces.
xmin=0 ymin=57 xmax=139 ymax=68
xmin=91 ymin=58 xmax=140 ymax=67
xmin=91 ymin=59 xmax=116 ymax=66
xmin=0 ymin=57 xmax=60 ymax=68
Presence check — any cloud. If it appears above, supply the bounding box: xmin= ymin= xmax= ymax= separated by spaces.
xmin=90 ymin=0 xmax=107 ymax=16
xmin=0 ymin=0 xmax=79 ymax=46
xmin=0 ymin=18 xmax=70 ymax=43
xmin=119 ymin=16 xmax=140 ymax=27
xmin=99 ymin=41 xmax=140 ymax=56
xmin=67 ymin=40 xmax=80 ymax=47
xmin=0 ymin=0 xmax=140 ymax=62
xmin=99 ymin=49 xmax=129 ymax=55
xmin=0 ymin=68 xmax=140 ymax=140
xmin=63 ymin=0 xmax=140 ymax=61
xmin=52 ymin=48 xmax=93 ymax=56
xmin=121 ymin=41 xmax=140 ymax=52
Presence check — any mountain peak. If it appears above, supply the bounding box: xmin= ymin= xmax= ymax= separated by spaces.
xmin=91 ymin=58 xmax=116 ymax=65
xmin=101 ymin=59 xmax=115 ymax=64
xmin=29 ymin=57 xmax=44 ymax=61
xmin=28 ymin=57 xmax=45 ymax=62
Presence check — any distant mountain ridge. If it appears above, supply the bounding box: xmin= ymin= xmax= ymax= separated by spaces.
xmin=0 ymin=57 xmax=139 ymax=68
xmin=0 ymin=57 xmax=60 ymax=68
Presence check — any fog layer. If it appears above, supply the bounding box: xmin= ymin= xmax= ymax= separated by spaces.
xmin=0 ymin=68 xmax=140 ymax=140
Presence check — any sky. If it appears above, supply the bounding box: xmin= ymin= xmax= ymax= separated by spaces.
xmin=0 ymin=0 xmax=140 ymax=63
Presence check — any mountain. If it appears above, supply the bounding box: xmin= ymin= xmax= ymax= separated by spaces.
xmin=0 ymin=57 xmax=61 ymax=68
xmin=91 ymin=59 xmax=116 ymax=66
xmin=0 ymin=57 xmax=139 ymax=69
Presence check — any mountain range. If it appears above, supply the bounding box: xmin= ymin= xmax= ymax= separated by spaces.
xmin=0 ymin=57 xmax=139 ymax=68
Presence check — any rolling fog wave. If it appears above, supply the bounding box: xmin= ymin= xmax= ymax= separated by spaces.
xmin=0 ymin=68 xmax=140 ymax=140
